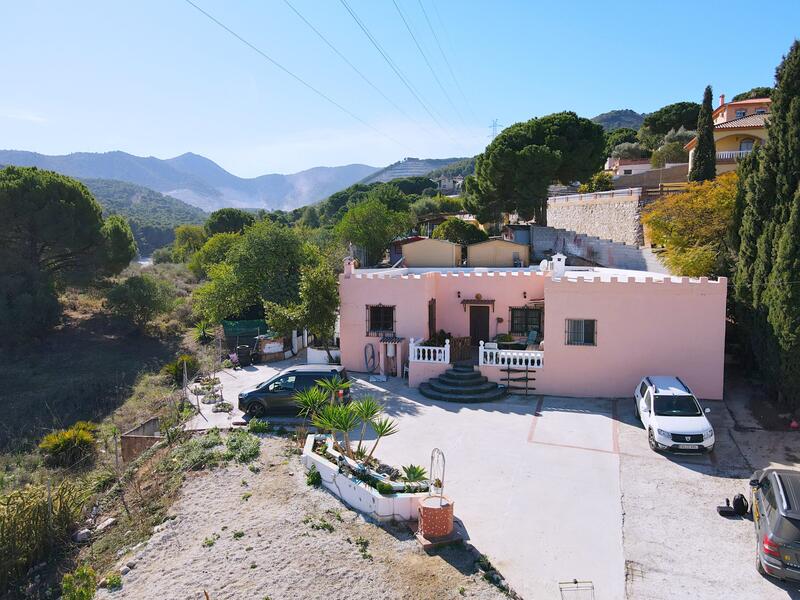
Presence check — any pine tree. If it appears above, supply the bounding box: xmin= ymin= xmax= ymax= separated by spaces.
xmin=733 ymin=40 xmax=800 ymax=405
xmin=688 ymin=85 xmax=717 ymax=182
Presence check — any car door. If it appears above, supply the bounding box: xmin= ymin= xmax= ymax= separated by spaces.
xmin=640 ymin=389 xmax=653 ymax=429
xmin=267 ymin=374 xmax=297 ymax=410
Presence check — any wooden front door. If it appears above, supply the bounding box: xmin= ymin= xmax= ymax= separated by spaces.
xmin=469 ymin=305 xmax=490 ymax=346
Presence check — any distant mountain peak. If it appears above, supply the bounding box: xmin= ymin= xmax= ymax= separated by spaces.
xmin=591 ymin=109 xmax=645 ymax=131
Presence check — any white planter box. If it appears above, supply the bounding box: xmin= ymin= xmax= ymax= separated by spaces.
xmin=301 ymin=435 xmax=426 ymax=522
xmin=306 ymin=347 xmax=341 ymax=365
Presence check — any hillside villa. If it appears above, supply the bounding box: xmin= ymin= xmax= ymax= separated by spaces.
xmin=338 ymin=253 xmax=727 ymax=400
xmin=686 ymin=94 xmax=771 ymax=175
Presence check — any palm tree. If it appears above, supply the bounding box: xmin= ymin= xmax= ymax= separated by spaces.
xmin=312 ymin=403 xmax=342 ymax=454
xmin=331 ymin=404 xmax=360 ymax=459
xmin=365 ymin=417 xmax=399 ymax=462
xmin=294 ymin=386 xmax=329 ymax=422
xmin=352 ymin=397 xmax=382 ymax=453
xmin=315 ymin=374 xmax=351 ymax=404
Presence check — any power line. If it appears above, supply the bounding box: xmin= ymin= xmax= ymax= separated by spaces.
xmin=183 ymin=0 xmax=408 ymax=150
xmin=488 ymin=118 xmax=503 ymax=139
xmin=418 ymin=0 xmax=479 ymax=123
xmin=391 ymin=0 xmax=466 ymax=128
xmin=338 ymin=0 xmax=458 ymax=145
xmin=281 ymin=0 xmax=436 ymax=139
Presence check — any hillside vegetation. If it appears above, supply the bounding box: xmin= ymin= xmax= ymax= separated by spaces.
xmin=82 ymin=178 xmax=207 ymax=256
xmin=361 ymin=156 xmax=468 ymax=184
xmin=591 ymin=109 xmax=645 ymax=131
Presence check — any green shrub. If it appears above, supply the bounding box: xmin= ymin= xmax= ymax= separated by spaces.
xmin=169 ymin=438 xmax=223 ymax=471
xmin=247 ymin=419 xmax=270 ymax=434
xmin=1 ymin=482 xmax=86 ymax=590
xmin=39 ymin=423 xmax=97 ymax=467
xmin=306 ymin=465 xmax=321 ymax=487
xmin=61 ymin=564 xmax=96 ymax=600
xmin=198 ymin=428 xmax=222 ymax=449
xmin=224 ymin=430 xmax=260 ymax=464
xmin=106 ymin=274 xmax=175 ymax=329
xmin=106 ymin=572 xmax=122 ymax=590
xmin=375 ymin=480 xmax=395 ymax=495
xmin=221 ymin=358 xmax=234 ymax=369
xmin=161 ymin=354 xmax=199 ymax=386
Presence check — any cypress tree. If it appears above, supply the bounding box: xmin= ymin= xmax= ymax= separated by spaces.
xmin=733 ymin=40 xmax=800 ymax=405
xmin=688 ymin=85 xmax=717 ymax=182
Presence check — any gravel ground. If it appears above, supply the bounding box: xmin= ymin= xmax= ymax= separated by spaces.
xmin=96 ymin=436 xmax=505 ymax=600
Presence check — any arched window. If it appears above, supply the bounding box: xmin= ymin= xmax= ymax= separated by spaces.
xmin=739 ymin=139 xmax=755 ymax=152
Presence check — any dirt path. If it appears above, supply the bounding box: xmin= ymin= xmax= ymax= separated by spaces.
xmin=96 ymin=437 xmax=503 ymax=600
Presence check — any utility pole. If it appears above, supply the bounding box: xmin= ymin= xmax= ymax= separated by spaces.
xmin=488 ymin=118 xmax=503 ymax=139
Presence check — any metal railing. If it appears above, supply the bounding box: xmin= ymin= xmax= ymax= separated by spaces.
xmin=716 ymin=149 xmax=752 ymax=160
xmin=479 ymin=341 xmax=544 ymax=368
xmin=548 ymin=187 xmax=641 ymax=204
xmin=409 ymin=338 xmax=450 ymax=363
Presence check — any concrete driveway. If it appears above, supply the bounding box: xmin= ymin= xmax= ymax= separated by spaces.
xmin=355 ymin=375 xmax=800 ymax=600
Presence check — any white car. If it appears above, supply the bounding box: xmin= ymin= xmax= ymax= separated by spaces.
xmin=634 ymin=376 xmax=715 ymax=453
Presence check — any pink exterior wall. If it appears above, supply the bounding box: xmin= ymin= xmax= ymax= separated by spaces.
xmin=408 ymin=362 xmax=449 ymax=387
xmin=340 ymin=268 xmax=727 ymax=400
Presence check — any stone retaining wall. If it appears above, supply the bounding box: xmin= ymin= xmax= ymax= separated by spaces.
xmin=547 ymin=188 xmax=644 ymax=246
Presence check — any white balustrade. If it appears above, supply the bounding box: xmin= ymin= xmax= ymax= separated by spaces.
xmin=479 ymin=340 xmax=544 ymax=368
xmin=409 ymin=338 xmax=450 ymax=363
xmin=716 ymin=150 xmax=752 ymax=160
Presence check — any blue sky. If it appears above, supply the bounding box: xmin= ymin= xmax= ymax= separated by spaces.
xmin=2 ymin=0 xmax=797 ymax=176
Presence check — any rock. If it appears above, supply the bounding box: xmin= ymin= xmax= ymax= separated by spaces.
xmin=126 ymin=560 xmax=136 ymax=569
xmin=120 ymin=566 xmax=130 ymax=576
xmin=96 ymin=517 xmax=117 ymax=532
xmin=98 ymin=578 xmax=108 ymax=588
xmin=135 ymin=551 xmax=145 ymax=561
xmin=72 ymin=528 xmax=91 ymax=543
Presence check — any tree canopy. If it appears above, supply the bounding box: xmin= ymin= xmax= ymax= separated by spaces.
xmin=731 ymin=86 xmax=772 ymax=101
xmin=172 ymin=225 xmax=207 ymax=262
xmin=642 ymin=101 xmax=701 ymax=134
xmin=732 ymin=40 xmax=800 ymax=407
xmin=644 ymin=172 xmax=736 ymax=276
xmin=187 ymin=232 xmax=239 ymax=278
xmin=431 ymin=218 xmax=488 ymax=246
xmin=464 ymin=112 xmax=606 ymax=223
xmin=106 ymin=274 xmax=175 ymax=330
xmin=604 ymin=127 xmax=638 ymax=156
xmin=334 ymin=197 xmax=411 ymax=265
xmin=650 ymin=141 xmax=689 ymax=168
xmin=0 ymin=166 xmax=136 ymax=341
xmin=205 ymin=207 xmax=255 ymax=235
xmin=688 ymin=86 xmax=716 ymax=182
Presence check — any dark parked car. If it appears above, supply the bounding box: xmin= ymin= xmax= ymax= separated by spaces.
xmin=237 ymin=365 xmax=350 ymax=418
xmin=751 ymin=468 xmax=800 ymax=582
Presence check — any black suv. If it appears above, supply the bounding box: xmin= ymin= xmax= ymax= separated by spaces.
xmin=751 ymin=468 xmax=800 ymax=582
xmin=237 ymin=365 xmax=350 ymax=418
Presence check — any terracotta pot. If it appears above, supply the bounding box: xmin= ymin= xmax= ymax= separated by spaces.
xmin=418 ymin=495 xmax=454 ymax=538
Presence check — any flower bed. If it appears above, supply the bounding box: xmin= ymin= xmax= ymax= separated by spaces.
xmin=301 ymin=435 xmax=429 ymax=522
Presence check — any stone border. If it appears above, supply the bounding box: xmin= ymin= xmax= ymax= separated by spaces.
xmin=301 ymin=435 xmax=427 ymax=522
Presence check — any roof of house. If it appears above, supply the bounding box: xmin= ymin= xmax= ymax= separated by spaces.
xmin=685 ymin=113 xmax=768 ymax=149
xmin=468 ymin=238 xmax=529 ymax=248
xmin=715 ymin=113 xmax=768 ymax=129
xmin=403 ymin=237 xmax=460 ymax=247
xmin=712 ymin=97 xmax=771 ymax=118
xmin=390 ymin=235 xmax=426 ymax=247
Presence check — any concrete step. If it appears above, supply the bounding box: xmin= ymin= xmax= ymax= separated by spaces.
xmin=439 ymin=372 xmax=489 ymax=386
xmin=428 ymin=379 xmax=499 ymax=395
xmin=419 ymin=382 xmax=507 ymax=403
xmin=443 ymin=368 xmax=483 ymax=380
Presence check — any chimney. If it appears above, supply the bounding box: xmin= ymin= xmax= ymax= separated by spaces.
xmin=719 ymin=94 xmax=726 ymax=107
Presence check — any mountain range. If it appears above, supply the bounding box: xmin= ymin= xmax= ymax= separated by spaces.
xmin=0 ymin=150 xmax=379 ymax=212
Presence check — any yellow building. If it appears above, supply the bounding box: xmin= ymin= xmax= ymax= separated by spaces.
xmin=466 ymin=239 xmax=530 ymax=267
xmin=686 ymin=96 xmax=770 ymax=175
xmin=402 ymin=238 xmax=462 ymax=267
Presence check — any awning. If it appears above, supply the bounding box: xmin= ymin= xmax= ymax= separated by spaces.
xmin=461 ymin=298 xmax=495 ymax=312
xmin=380 ymin=335 xmax=405 ymax=344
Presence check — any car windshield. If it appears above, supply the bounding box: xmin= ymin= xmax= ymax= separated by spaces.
xmin=653 ymin=395 xmax=701 ymax=416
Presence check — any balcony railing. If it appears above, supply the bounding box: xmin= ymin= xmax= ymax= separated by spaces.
xmin=479 ymin=341 xmax=543 ymax=369
xmin=409 ymin=338 xmax=449 ymax=363
xmin=716 ymin=150 xmax=752 ymax=161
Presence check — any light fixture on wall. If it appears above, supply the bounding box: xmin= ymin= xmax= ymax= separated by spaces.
xmin=457 ymin=291 xmax=461 ymax=298
xmin=523 ymin=291 xmax=527 ymax=299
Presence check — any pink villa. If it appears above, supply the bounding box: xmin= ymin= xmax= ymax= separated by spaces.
xmin=338 ymin=254 xmax=727 ymax=400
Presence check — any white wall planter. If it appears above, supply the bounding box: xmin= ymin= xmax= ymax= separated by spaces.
xmin=306 ymin=347 xmax=341 ymax=364
xmin=301 ymin=435 xmax=426 ymax=522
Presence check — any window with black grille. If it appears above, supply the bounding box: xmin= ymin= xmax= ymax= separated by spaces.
xmin=565 ymin=319 xmax=596 ymax=346
xmin=509 ymin=308 xmax=542 ymax=335
xmin=367 ymin=305 xmax=395 ymax=336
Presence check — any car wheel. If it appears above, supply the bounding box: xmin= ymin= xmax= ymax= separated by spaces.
xmin=247 ymin=402 xmax=265 ymax=418
xmin=648 ymin=429 xmax=659 ymax=452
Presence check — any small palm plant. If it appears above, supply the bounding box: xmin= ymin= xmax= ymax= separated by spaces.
xmin=312 ymin=403 xmax=360 ymax=458
xmin=294 ymin=386 xmax=329 ymax=422
xmin=352 ymin=396 xmax=382 ymax=454
xmin=365 ymin=416 xmax=399 ymax=462
xmin=402 ymin=464 xmax=427 ymax=482
xmin=315 ymin=374 xmax=351 ymax=404
xmin=193 ymin=320 xmax=213 ymax=344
